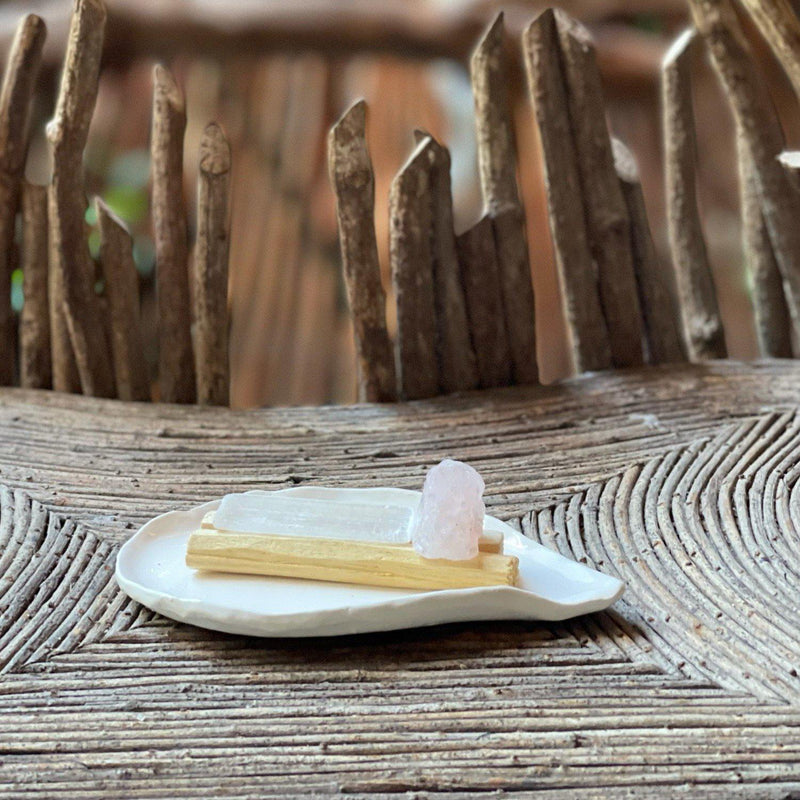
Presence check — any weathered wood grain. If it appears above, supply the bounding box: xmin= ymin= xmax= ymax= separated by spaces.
xmin=47 ymin=0 xmax=115 ymax=398
xmin=193 ymin=122 xmax=231 ymax=407
xmin=522 ymin=9 xmax=611 ymax=374
xmin=19 ymin=181 xmax=50 ymax=389
xmin=690 ymin=0 xmax=800 ymax=342
xmin=389 ymin=137 xmax=439 ymax=400
xmin=470 ymin=13 xmax=538 ymax=384
xmin=2 ymin=361 xmax=800 ymax=796
xmin=413 ymin=130 xmax=478 ymax=394
xmin=554 ymin=10 xmax=644 ymax=368
xmin=0 ymin=14 xmax=45 ymax=386
xmin=47 ymin=202 xmax=80 ymax=394
xmin=151 ymin=64 xmax=195 ymax=404
xmin=662 ymin=29 xmax=727 ymax=361
xmin=738 ymin=133 xmax=792 ymax=358
xmin=455 ymin=215 xmax=513 ymax=388
xmin=612 ymin=139 xmax=686 ymax=365
xmin=96 ymin=198 xmax=150 ymax=402
xmin=328 ymin=101 xmax=396 ymax=403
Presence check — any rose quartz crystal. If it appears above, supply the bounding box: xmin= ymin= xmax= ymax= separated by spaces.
xmin=411 ymin=459 xmax=486 ymax=560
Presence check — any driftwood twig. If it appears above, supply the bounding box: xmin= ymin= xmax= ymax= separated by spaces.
xmin=555 ymin=10 xmax=644 ymax=368
xmin=193 ymin=122 xmax=231 ymax=406
xmin=47 ymin=0 xmax=115 ymax=397
xmin=662 ymin=28 xmax=727 ymax=360
xmin=0 ymin=14 xmax=46 ymax=385
xmin=414 ymin=129 xmax=479 ymax=394
xmin=737 ymin=133 xmax=792 ymax=358
xmin=689 ymin=0 xmax=800 ymax=344
xmin=523 ymin=9 xmax=611 ymax=373
xmin=152 ymin=63 xmax=195 ymax=403
xmin=612 ymin=138 xmax=686 ymax=364
xmin=389 ymin=137 xmax=439 ymax=400
xmin=19 ymin=181 xmax=50 ymax=388
xmin=471 ymin=13 xmax=537 ymax=384
xmin=327 ymin=101 xmax=396 ymax=402
xmin=456 ymin=215 xmax=513 ymax=388
xmin=96 ymin=198 xmax=150 ymax=401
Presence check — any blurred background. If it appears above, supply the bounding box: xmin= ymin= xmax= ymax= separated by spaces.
xmin=6 ymin=0 xmax=800 ymax=408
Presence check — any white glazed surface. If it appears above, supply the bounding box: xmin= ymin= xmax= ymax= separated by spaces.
xmin=115 ymin=487 xmax=625 ymax=637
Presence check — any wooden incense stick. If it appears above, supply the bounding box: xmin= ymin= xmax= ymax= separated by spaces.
xmin=186 ymin=530 xmax=518 ymax=590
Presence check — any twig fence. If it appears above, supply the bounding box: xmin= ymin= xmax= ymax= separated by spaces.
xmin=1 ymin=0 xmax=799 ymax=406
xmin=330 ymin=0 xmax=800 ymax=401
xmin=0 ymin=0 xmax=231 ymax=404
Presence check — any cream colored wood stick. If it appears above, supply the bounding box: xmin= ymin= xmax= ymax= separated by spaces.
xmin=199 ymin=512 xmax=504 ymax=554
xmin=186 ymin=530 xmax=518 ymax=590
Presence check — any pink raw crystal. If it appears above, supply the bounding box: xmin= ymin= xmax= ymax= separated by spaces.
xmin=411 ymin=459 xmax=486 ymax=560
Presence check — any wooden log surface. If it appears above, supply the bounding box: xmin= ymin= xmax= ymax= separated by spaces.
xmin=1 ymin=361 xmax=800 ymax=796
xmin=662 ymin=29 xmax=727 ymax=361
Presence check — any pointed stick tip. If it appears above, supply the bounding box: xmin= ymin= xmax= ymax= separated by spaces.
xmin=474 ymin=10 xmax=505 ymax=55
xmin=94 ymin=196 xmax=131 ymax=237
xmin=331 ymin=99 xmax=367 ymax=142
xmin=153 ymin=64 xmax=184 ymax=110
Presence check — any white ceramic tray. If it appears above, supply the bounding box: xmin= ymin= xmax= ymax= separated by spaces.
xmin=116 ymin=487 xmax=624 ymax=637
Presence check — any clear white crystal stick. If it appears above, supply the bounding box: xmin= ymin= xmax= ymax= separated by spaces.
xmin=214 ymin=492 xmax=412 ymax=544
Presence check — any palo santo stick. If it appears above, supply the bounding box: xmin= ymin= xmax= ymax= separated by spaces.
xmin=199 ymin=511 xmax=504 ymax=554
xmin=186 ymin=531 xmax=518 ymax=590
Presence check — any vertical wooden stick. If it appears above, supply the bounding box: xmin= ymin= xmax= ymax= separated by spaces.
xmin=47 ymin=0 xmax=115 ymax=397
xmin=662 ymin=29 xmax=727 ymax=361
xmin=0 ymin=14 xmax=46 ymax=385
xmin=389 ymin=137 xmax=439 ymax=400
xmin=738 ymin=0 xmax=800 ymax=101
xmin=48 ymin=207 xmax=80 ymax=394
xmin=193 ymin=122 xmax=231 ymax=406
xmin=522 ymin=9 xmax=611 ymax=374
xmin=456 ymin=215 xmax=513 ymax=388
xmin=152 ymin=64 xmax=195 ymax=403
xmin=471 ymin=13 xmax=538 ymax=384
xmin=737 ymin=133 xmax=792 ymax=358
xmin=689 ymin=0 xmax=800 ymax=341
xmin=554 ymin=10 xmax=644 ymax=368
xmin=327 ymin=100 xmax=396 ymax=403
xmin=19 ymin=182 xmax=50 ymax=388
xmin=96 ymin=198 xmax=150 ymax=401
xmin=413 ymin=130 xmax=478 ymax=394
xmin=612 ymin=139 xmax=686 ymax=365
